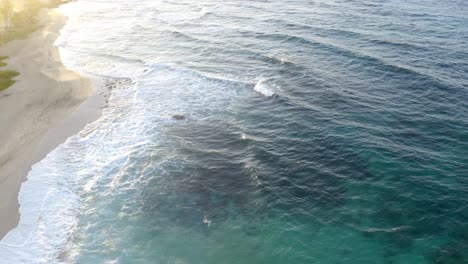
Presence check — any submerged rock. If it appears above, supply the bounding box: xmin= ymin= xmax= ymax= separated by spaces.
xmin=172 ymin=114 xmax=186 ymax=120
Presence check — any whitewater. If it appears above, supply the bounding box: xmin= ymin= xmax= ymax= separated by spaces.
xmin=1 ymin=0 xmax=467 ymax=263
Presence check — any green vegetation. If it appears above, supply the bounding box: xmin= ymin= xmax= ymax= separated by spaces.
xmin=0 ymin=69 xmax=19 ymax=79
xmin=0 ymin=72 xmax=19 ymax=91
xmin=0 ymin=69 xmax=20 ymax=91
xmin=0 ymin=0 xmax=69 ymax=45
xmin=1 ymin=0 xmax=43 ymax=44
xmin=0 ymin=56 xmax=8 ymax=68
xmin=0 ymin=56 xmax=19 ymax=91
xmin=0 ymin=55 xmax=8 ymax=66
xmin=0 ymin=77 xmax=16 ymax=91
xmin=0 ymin=0 xmax=69 ymax=91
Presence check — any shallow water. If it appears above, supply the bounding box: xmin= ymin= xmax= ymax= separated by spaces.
xmin=1 ymin=0 xmax=468 ymax=263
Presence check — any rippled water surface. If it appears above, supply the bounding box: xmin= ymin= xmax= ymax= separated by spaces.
xmin=2 ymin=0 xmax=468 ymax=263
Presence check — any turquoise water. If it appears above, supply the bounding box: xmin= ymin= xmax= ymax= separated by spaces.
xmin=1 ymin=0 xmax=468 ymax=263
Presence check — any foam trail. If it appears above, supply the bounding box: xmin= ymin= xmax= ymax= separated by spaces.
xmin=254 ymin=78 xmax=276 ymax=97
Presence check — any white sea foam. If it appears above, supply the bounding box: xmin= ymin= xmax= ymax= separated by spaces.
xmin=0 ymin=0 xmax=277 ymax=262
xmin=0 ymin=1 xmax=137 ymax=262
xmin=0 ymin=80 xmax=140 ymax=263
xmin=0 ymin=142 xmax=81 ymax=263
xmin=254 ymin=78 xmax=276 ymax=97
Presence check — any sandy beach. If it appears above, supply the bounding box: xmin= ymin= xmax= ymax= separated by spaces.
xmin=0 ymin=8 xmax=101 ymax=239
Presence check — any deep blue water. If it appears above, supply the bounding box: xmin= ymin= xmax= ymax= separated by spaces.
xmin=2 ymin=0 xmax=468 ymax=263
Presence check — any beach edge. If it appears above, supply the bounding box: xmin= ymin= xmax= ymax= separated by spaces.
xmin=0 ymin=7 xmax=103 ymax=239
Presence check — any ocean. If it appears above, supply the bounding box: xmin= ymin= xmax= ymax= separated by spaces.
xmin=1 ymin=0 xmax=468 ymax=263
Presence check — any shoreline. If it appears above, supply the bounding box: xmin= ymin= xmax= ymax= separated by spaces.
xmin=0 ymin=8 xmax=103 ymax=239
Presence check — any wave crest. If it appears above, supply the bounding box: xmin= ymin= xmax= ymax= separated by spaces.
xmin=254 ymin=78 xmax=276 ymax=97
